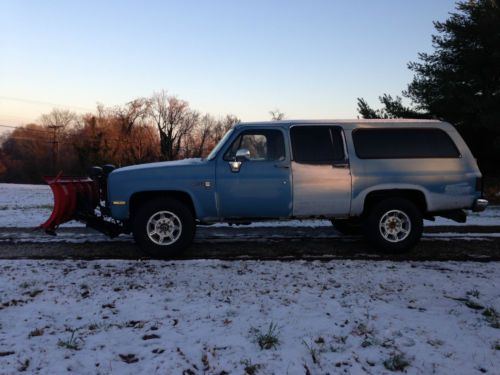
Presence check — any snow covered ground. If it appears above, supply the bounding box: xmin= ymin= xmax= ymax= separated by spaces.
xmin=0 ymin=260 xmax=499 ymax=374
xmin=1 ymin=183 xmax=499 ymax=228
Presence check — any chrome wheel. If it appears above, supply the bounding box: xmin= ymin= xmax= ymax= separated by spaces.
xmin=146 ymin=210 xmax=182 ymax=245
xmin=379 ymin=209 xmax=411 ymax=243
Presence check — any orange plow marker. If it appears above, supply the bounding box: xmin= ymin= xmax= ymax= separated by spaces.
xmin=40 ymin=174 xmax=100 ymax=235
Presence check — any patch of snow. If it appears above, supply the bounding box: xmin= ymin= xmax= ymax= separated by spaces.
xmin=0 ymin=260 xmax=498 ymax=374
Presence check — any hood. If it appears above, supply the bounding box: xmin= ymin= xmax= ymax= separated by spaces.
xmin=113 ymin=158 xmax=205 ymax=173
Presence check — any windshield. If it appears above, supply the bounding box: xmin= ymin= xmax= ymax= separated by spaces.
xmin=206 ymin=129 xmax=234 ymax=160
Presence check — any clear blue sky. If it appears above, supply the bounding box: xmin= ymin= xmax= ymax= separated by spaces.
xmin=0 ymin=0 xmax=457 ymax=127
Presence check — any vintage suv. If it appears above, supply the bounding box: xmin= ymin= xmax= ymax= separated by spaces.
xmin=42 ymin=120 xmax=488 ymax=256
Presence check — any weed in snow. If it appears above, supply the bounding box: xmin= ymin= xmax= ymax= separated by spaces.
xmin=464 ymin=300 xmax=484 ymax=310
xmin=88 ymin=321 xmax=110 ymax=332
xmin=57 ymin=330 xmax=83 ymax=350
xmin=330 ymin=335 xmax=348 ymax=352
xmin=119 ymin=353 xmax=139 ymax=364
xmin=482 ymin=307 xmax=500 ymax=329
xmin=383 ymin=352 xmax=411 ymax=372
xmin=252 ymin=322 xmax=280 ymax=350
xmin=142 ymin=334 xmax=160 ymax=340
xmin=493 ymin=340 xmax=500 ymax=351
xmin=18 ymin=282 xmax=32 ymax=289
xmin=201 ymin=351 xmax=210 ymax=371
xmin=466 ymin=289 xmax=481 ymax=299
xmin=28 ymin=328 xmax=44 ymax=338
xmin=17 ymin=359 xmax=30 ymax=372
xmin=241 ymin=359 xmax=262 ymax=374
xmin=352 ymin=322 xmax=374 ymax=337
xmin=427 ymin=338 xmax=444 ymax=347
xmin=302 ymin=339 xmax=320 ymax=364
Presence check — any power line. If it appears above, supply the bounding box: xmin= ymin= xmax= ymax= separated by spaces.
xmin=0 ymin=128 xmax=146 ymax=146
xmin=0 ymin=96 xmax=94 ymax=112
xmin=0 ymin=124 xmax=50 ymax=133
xmin=2 ymin=136 xmax=52 ymax=143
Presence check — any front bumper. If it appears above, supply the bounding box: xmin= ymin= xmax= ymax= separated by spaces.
xmin=472 ymin=198 xmax=488 ymax=212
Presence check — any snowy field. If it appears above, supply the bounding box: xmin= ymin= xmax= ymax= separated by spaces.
xmin=1 ymin=183 xmax=499 ymax=228
xmin=0 ymin=260 xmax=499 ymax=374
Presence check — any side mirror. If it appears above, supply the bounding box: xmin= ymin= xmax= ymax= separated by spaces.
xmin=229 ymin=148 xmax=250 ymax=173
xmin=235 ymin=148 xmax=251 ymax=161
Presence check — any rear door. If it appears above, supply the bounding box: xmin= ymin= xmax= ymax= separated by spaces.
xmin=290 ymin=125 xmax=351 ymax=216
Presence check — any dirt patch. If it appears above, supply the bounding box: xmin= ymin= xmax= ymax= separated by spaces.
xmin=0 ymin=237 xmax=499 ymax=261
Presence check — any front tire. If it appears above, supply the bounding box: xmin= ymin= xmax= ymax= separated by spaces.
xmin=364 ymin=198 xmax=423 ymax=253
xmin=133 ymin=198 xmax=195 ymax=258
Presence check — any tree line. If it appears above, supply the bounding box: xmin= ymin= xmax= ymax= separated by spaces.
xmin=0 ymin=91 xmax=239 ymax=183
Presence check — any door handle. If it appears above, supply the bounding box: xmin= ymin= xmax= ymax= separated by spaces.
xmin=332 ymin=162 xmax=349 ymax=169
xmin=274 ymin=164 xmax=290 ymax=169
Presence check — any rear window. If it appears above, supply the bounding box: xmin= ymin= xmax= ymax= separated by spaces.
xmin=291 ymin=126 xmax=345 ymax=164
xmin=352 ymin=128 xmax=460 ymax=159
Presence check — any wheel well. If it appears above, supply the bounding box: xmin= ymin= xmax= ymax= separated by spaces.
xmin=363 ymin=189 xmax=427 ymax=216
xmin=129 ymin=191 xmax=196 ymax=219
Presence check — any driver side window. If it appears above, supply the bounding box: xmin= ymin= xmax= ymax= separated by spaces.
xmin=223 ymin=129 xmax=285 ymax=161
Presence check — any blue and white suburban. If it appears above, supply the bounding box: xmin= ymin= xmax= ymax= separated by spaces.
xmin=93 ymin=120 xmax=488 ymax=256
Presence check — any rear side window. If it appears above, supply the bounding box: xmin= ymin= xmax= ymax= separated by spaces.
xmin=291 ymin=126 xmax=345 ymax=164
xmin=353 ymin=128 xmax=460 ymax=159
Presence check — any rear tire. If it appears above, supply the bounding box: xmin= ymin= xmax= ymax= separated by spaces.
xmin=133 ymin=197 xmax=195 ymax=258
xmin=363 ymin=198 xmax=423 ymax=253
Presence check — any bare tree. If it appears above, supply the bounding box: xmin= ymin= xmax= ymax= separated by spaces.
xmin=40 ymin=109 xmax=77 ymax=128
xmin=269 ymin=108 xmax=285 ymax=121
xmin=114 ymin=98 xmax=150 ymax=134
xmin=150 ymin=91 xmax=196 ymax=160
xmin=182 ymin=113 xmax=240 ymax=158
xmin=192 ymin=114 xmax=215 ymax=158
xmin=212 ymin=114 xmax=240 ymax=142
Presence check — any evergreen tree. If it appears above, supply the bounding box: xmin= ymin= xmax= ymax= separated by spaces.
xmin=406 ymin=0 xmax=500 ymax=127
xmin=357 ymin=95 xmax=430 ymax=119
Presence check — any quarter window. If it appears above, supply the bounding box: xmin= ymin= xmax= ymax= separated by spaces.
xmin=223 ymin=129 xmax=285 ymax=161
xmin=291 ymin=126 xmax=345 ymax=164
xmin=352 ymin=128 xmax=460 ymax=159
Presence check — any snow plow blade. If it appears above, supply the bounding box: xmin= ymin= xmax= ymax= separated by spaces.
xmin=40 ymin=175 xmax=100 ymax=235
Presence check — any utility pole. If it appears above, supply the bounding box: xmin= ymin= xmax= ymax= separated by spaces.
xmin=47 ymin=125 xmax=64 ymax=173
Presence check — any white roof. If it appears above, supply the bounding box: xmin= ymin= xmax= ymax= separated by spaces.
xmin=236 ymin=119 xmax=449 ymax=130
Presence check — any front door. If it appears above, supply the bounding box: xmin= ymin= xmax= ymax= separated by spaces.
xmin=290 ymin=125 xmax=352 ymax=216
xmin=215 ymin=128 xmax=292 ymax=218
